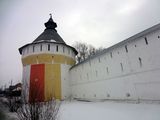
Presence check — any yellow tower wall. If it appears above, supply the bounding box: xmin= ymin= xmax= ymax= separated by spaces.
xmin=22 ymin=53 xmax=75 ymax=101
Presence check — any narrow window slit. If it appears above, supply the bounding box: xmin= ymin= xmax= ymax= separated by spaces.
xmin=125 ymin=45 xmax=128 ymax=53
xmin=48 ymin=44 xmax=50 ymax=51
xmin=145 ymin=37 xmax=148 ymax=45
xmin=120 ymin=63 xmax=123 ymax=72
xmin=110 ymin=52 xmax=112 ymax=58
xmin=63 ymin=47 xmax=65 ymax=53
xmin=139 ymin=57 xmax=142 ymax=67
xmin=106 ymin=67 xmax=109 ymax=74
xmin=40 ymin=44 xmax=42 ymax=51
xmin=33 ymin=45 xmax=35 ymax=52
xmin=56 ymin=45 xmax=58 ymax=52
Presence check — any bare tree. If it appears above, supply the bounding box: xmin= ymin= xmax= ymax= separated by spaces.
xmin=95 ymin=47 xmax=104 ymax=54
xmin=88 ymin=45 xmax=96 ymax=57
xmin=17 ymin=99 xmax=60 ymax=120
xmin=73 ymin=42 xmax=88 ymax=62
xmin=16 ymin=80 xmax=60 ymax=120
xmin=73 ymin=41 xmax=104 ymax=63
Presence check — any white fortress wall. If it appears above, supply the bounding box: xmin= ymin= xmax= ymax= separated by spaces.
xmin=70 ymin=27 xmax=160 ymax=101
xmin=61 ymin=64 xmax=72 ymax=99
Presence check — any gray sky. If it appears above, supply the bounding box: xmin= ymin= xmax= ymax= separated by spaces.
xmin=1 ymin=0 xmax=160 ymax=87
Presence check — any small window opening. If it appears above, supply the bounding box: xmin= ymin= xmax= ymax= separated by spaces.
xmin=110 ymin=52 xmax=112 ymax=58
xmin=40 ymin=44 xmax=42 ymax=51
xmin=125 ymin=45 xmax=128 ymax=53
xmin=145 ymin=37 xmax=148 ymax=45
xmin=106 ymin=67 xmax=109 ymax=74
xmin=52 ymin=56 xmax=54 ymax=64
xmin=48 ymin=44 xmax=50 ymax=51
xmin=63 ymin=46 xmax=65 ymax=53
xmin=56 ymin=45 xmax=58 ymax=52
xmin=120 ymin=63 xmax=123 ymax=72
xmin=139 ymin=57 xmax=142 ymax=67
xmin=33 ymin=45 xmax=35 ymax=52
xmin=158 ymin=36 xmax=160 ymax=38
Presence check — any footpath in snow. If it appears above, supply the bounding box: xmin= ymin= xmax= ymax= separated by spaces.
xmin=59 ymin=100 xmax=160 ymax=120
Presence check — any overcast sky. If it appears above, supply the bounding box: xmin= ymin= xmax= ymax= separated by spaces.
xmin=1 ymin=0 xmax=160 ymax=87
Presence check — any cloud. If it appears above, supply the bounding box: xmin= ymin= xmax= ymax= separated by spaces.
xmin=117 ymin=0 xmax=146 ymax=15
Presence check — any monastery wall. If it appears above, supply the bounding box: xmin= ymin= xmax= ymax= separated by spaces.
xmin=70 ymin=28 xmax=160 ymax=101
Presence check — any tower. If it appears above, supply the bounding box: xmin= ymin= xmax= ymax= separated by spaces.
xmin=19 ymin=15 xmax=78 ymax=102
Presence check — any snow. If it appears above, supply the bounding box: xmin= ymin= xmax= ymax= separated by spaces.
xmin=59 ymin=101 xmax=160 ymax=120
xmin=1 ymin=97 xmax=160 ymax=120
xmin=0 ymin=98 xmax=18 ymax=120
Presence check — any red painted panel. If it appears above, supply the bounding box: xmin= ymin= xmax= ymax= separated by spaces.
xmin=29 ymin=64 xmax=44 ymax=103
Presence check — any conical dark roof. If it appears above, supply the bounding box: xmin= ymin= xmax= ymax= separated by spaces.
xmin=33 ymin=15 xmax=65 ymax=44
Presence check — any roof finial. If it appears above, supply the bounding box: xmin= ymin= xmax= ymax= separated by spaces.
xmin=45 ymin=13 xmax=57 ymax=30
xmin=49 ymin=13 xmax=52 ymax=18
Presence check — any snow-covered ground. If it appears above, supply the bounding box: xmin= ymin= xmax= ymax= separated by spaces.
xmin=1 ymin=98 xmax=160 ymax=120
xmin=0 ymin=97 xmax=18 ymax=120
xmin=59 ymin=101 xmax=160 ymax=120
